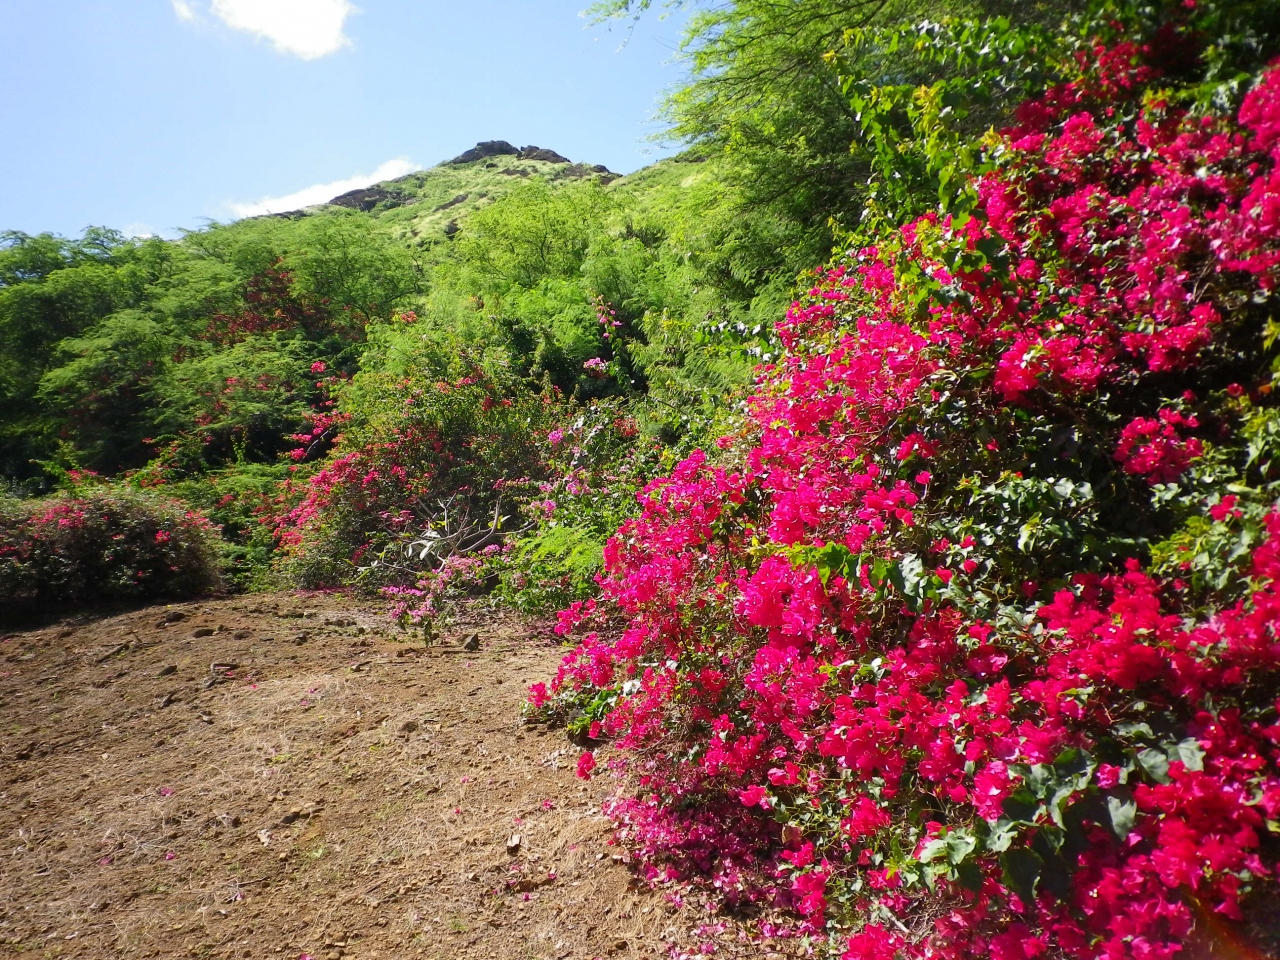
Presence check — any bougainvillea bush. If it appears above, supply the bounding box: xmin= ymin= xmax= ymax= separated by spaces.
xmin=270 ymin=335 xmax=570 ymax=595
xmin=0 ymin=488 xmax=222 ymax=621
xmin=535 ymin=13 xmax=1280 ymax=960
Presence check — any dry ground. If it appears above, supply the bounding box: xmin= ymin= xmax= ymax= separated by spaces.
xmin=0 ymin=593 xmax=732 ymax=960
xmin=4 ymin=594 xmax=1277 ymax=960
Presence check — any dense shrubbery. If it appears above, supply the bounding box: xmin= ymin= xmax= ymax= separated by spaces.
xmin=0 ymin=486 xmax=222 ymax=621
xmin=487 ymin=398 xmax=683 ymax=613
xmin=270 ymin=330 xmax=571 ymax=596
xmin=535 ymin=11 xmax=1280 ymax=959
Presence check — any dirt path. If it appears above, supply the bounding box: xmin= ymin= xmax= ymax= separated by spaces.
xmin=0 ymin=594 xmax=696 ymax=960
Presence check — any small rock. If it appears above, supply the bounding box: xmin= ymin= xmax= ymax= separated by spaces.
xmin=233 ymin=630 xmax=251 ymax=640
xmin=506 ymin=833 xmax=522 ymax=855
xmin=163 ymin=611 xmax=187 ymax=624
xmin=156 ymin=665 xmax=178 ymax=678
xmin=191 ymin=628 xmax=215 ymax=639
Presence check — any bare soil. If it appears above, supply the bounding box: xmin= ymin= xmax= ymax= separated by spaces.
xmin=0 ymin=593 xmax=717 ymax=960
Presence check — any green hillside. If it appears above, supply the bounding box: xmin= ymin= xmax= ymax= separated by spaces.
xmin=0 ymin=136 xmax=786 ymax=589
xmin=0 ymin=143 xmax=724 ymax=476
xmin=271 ymin=142 xmax=618 ymax=240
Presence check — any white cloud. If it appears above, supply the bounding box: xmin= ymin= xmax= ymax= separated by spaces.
xmin=171 ymin=0 xmax=198 ymax=22
xmin=210 ymin=0 xmax=357 ymax=60
xmin=227 ymin=158 xmax=421 ymax=218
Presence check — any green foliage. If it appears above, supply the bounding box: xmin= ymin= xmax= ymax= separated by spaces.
xmin=505 ymin=525 xmax=606 ymax=609
xmin=490 ymin=398 xmax=686 ymax=612
xmin=0 ymin=230 xmax=168 ymax=484
xmin=591 ymin=0 xmax=1084 ymax=321
xmin=834 ymin=16 xmax=1060 ymax=224
xmin=1148 ymin=404 xmax=1280 ymax=606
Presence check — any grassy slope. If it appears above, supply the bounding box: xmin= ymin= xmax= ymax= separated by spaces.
xmin=277 ymin=147 xmax=722 ymax=253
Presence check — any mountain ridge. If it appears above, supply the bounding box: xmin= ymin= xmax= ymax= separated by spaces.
xmin=261 ymin=140 xmax=685 ymax=246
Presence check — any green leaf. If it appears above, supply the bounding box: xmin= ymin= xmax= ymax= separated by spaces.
xmin=956 ymin=860 xmax=984 ymax=892
xmin=918 ymin=838 xmax=949 ymax=864
xmin=946 ymin=830 xmax=978 ymax=865
xmin=1001 ymin=790 xmax=1039 ymax=823
xmin=984 ymin=818 xmax=1019 ymax=853
xmin=1001 ymin=847 xmax=1043 ymax=905
xmin=1114 ymin=722 xmax=1154 ymax=739
xmin=1136 ymin=747 xmax=1171 ymax=784
xmin=1107 ymin=790 xmax=1138 ymax=840
xmin=1175 ymin=738 xmax=1205 ymax=773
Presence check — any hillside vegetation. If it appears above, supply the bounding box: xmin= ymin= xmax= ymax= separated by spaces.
xmin=0 ymin=136 xmax=775 ymax=591
xmin=5 ymin=0 xmax=1280 ymax=957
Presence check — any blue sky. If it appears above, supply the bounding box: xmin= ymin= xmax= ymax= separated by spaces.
xmin=0 ymin=1 xmax=689 ymax=238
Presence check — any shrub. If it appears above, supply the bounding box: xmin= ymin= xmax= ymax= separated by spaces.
xmin=271 ymin=349 xmax=570 ymax=595
xmin=0 ymin=488 xmax=222 ymax=621
xmin=535 ymin=18 xmax=1280 ymax=960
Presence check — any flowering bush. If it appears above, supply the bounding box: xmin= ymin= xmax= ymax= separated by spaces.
xmin=271 ymin=350 xmax=569 ymax=594
xmin=0 ymin=489 xmax=222 ymax=621
xmin=535 ymin=18 xmax=1280 ymax=960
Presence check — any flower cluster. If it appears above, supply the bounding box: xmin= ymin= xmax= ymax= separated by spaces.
xmin=1114 ymin=409 xmax=1203 ymax=484
xmin=534 ymin=34 xmax=1280 ymax=960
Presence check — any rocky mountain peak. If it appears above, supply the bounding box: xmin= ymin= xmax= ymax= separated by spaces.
xmin=446 ymin=141 xmax=573 ymax=166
